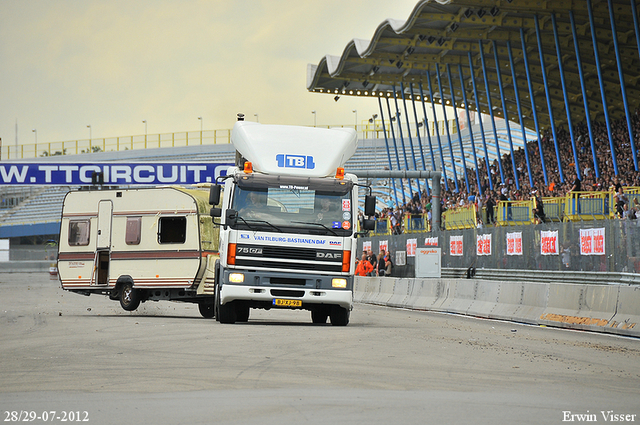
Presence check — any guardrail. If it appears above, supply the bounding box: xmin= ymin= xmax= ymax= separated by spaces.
xmin=441 ymin=267 xmax=640 ymax=285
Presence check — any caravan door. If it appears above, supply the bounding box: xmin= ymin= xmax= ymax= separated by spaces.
xmin=97 ymin=200 xmax=113 ymax=249
xmin=92 ymin=200 xmax=113 ymax=286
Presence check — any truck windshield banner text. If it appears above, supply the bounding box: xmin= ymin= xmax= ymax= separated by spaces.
xmin=0 ymin=163 xmax=233 ymax=185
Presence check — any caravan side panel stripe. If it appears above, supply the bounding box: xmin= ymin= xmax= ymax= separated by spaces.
xmin=110 ymin=250 xmax=201 ymax=260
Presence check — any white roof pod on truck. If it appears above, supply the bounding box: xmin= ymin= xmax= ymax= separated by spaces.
xmin=231 ymin=121 xmax=357 ymax=178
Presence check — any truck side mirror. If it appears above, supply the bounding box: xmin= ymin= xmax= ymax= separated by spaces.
xmin=209 ymin=185 xmax=221 ymax=205
xmin=210 ymin=207 xmax=222 ymax=218
xmin=364 ymin=195 xmax=376 ymax=217
xmin=362 ymin=218 xmax=375 ymax=231
xmin=225 ymin=209 xmax=238 ymax=227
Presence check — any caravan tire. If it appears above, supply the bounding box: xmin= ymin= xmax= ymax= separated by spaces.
xmin=119 ymin=282 xmax=140 ymax=311
xmin=198 ymin=300 xmax=215 ymax=318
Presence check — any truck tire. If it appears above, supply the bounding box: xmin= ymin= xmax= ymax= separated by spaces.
xmin=198 ymin=300 xmax=214 ymax=318
xmin=236 ymin=303 xmax=250 ymax=322
xmin=214 ymin=262 xmax=221 ymax=322
xmin=119 ymin=282 xmax=140 ymax=311
xmin=216 ymin=284 xmax=237 ymax=324
xmin=329 ymin=306 xmax=349 ymax=326
xmin=311 ymin=309 xmax=328 ymax=324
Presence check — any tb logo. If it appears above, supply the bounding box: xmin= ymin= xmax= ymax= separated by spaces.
xmin=276 ymin=154 xmax=315 ymax=170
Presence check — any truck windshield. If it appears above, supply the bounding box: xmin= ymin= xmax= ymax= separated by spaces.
xmin=231 ymin=175 xmax=354 ymax=236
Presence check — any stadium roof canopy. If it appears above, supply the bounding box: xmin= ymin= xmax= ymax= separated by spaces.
xmin=306 ymin=0 xmax=640 ymax=132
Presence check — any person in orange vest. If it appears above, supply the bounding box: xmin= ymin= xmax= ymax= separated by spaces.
xmin=355 ymin=253 xmax=374 ymax=276
xmin=548 ymin=178 xmax=556 ymax=194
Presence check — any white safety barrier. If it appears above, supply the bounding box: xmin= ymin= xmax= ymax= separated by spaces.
xmin=354 ymin=277 xmax=639 ymax=337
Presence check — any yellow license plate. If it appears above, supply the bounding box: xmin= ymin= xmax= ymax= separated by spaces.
xmin=273 ymin=298 xmax=302 ymax=307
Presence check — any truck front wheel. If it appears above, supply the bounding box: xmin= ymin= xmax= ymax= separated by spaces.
xmin=236 ymin=303 xmax=250 ymax=322
xmin=311 ymin=309 xmax=329 ymax=324
xmin=216 ymin=285 xmax=237 ymax=324
xmin=330 ymin=306 xmax=350 ymax=326
xmin=119 ymin=282 xmax=140 ymax=311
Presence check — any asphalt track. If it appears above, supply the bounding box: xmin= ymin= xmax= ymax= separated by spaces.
xmin=0 ymin=273 xmax=638 ymax=425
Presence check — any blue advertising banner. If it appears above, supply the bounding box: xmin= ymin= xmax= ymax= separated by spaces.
xmin=0 ymin=163 xmax=234 ymax=185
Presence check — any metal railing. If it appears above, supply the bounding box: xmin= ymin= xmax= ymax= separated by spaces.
xmin=2 ymin=130 xmax=233 ymax=160
xmin=564 ymin=191 xmax=612 ymax=221
xmin=541 ymin=197 xmax=564 ymax=222
xmin=365 ymin=188 xmax=640 ymax=234
xmin=2 ymin=118 xmax=460 ymax=160
xmin=442 ymin=205 xmax=477 ymax=230
xmin=403 ymin=215 xmax=431 ymax=233
xmin=496 ymin=199 xmax=533 ymax=226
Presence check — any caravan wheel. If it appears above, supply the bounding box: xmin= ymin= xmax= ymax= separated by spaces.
xmin=198 ymin=300 xmax=215 ymax=318
xmin=119 ymin=282 xmax=140 ymax=311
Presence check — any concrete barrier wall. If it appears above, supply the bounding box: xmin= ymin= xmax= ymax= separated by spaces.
xmin=0 ymin=261 xmax=52 ymax=273
xmin=354 ymin=276 xmax=640 ymax=338
xmin=608 ymin=285 xmax=640 ymax=336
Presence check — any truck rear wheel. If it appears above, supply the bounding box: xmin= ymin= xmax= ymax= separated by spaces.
xmin=329 ymin=306 xmax=349 ymax=326
xmin=119 ymin=282 xmax=140 ymax=311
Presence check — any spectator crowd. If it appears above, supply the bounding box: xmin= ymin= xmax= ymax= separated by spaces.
xmin=371 ymin=110 xmax=640 ymax=231
xmin=355 ymin=250 xmax=393 ymax=277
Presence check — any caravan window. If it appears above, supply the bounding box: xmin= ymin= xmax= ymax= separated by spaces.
xmin=125 ymin=217 xmax=142 ymax=245
xmin=68 ymin=220 xmax=90 ymax=246
xmin=158 ymin=216 xmax=186 ymax=244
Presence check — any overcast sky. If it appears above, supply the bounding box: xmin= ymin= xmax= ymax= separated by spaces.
xmin=0 ymin=0 xmax=420 ymax=147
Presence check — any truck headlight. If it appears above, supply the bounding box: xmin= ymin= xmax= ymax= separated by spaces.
xmin=332 ymin=278 xmax=347 ymax=288
xmin=229 ymin=273 xmax=245 ymax=283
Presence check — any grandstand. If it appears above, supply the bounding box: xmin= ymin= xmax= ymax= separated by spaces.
xmin=0 ymin=134 xmax=411 ymax=243
xmin=0 ymin=114 xmax=531 ymax=243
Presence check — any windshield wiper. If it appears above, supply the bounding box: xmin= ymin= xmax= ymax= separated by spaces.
xmin=239 ymin=217 xmax=284 ymax=233
xmin=291 ymin=221 xmax=339 ymax=236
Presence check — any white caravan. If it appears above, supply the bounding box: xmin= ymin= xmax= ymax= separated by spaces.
xmin=209 ymin=121 xmax=375 ymax=326
xmin=58 ymin=186 xmax=219 ymax=317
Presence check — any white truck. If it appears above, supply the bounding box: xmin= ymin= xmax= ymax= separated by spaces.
xmin=57 ymin=186 xmax=219 ymax=317
xmin=209 ymin=121 xmax=375 ymax=326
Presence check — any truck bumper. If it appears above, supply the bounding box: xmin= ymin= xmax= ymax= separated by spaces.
xmin=219 ymin=282 xmax=353 ymax=310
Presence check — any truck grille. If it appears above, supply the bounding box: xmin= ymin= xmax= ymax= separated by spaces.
xmin=270 ymin=289 xmax=305 ymax=297
xmin=235 ymin=244 xmax=342 ymax=273
xmin=270 ymin=277 xmax=306 ymax=286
